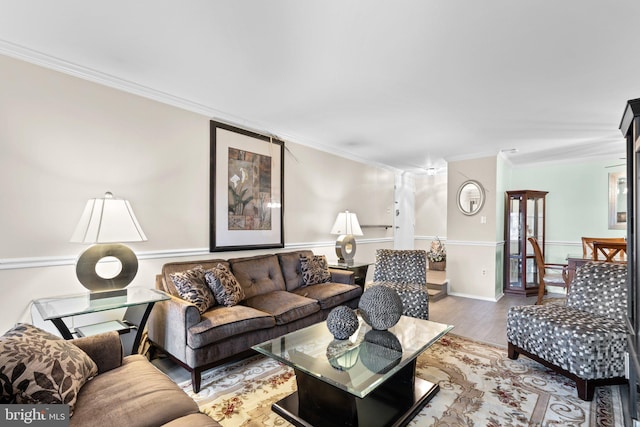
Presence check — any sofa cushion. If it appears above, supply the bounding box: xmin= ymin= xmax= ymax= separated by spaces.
xmin=566 ymin=262 xmax=627 ymax=321
xmin=293 ymin=283 xmax=363 ymax=310
xmin=70 ymin=355 xmax=201 ymax=427
xmin=187 ymin=305 xmax=275 ymax=348
xmin=300 ymin=255 xmax=332 ymax=285
xmin=507 ymin=304 xmax=627 ymax=379
xmin=277 ymin=250 xmax=315 ymax=291
xmin=205 ymin=264 xmax=245 ymax=307
xmin=0 ymin=323 xmax=98 ymax=413
xmin=229 ymin=255 xmax=286 ymax=299
xmin=170 ymin=266 xmax=217 ymax=314
xmin=244 ymin=291 xmax=320 ymax=325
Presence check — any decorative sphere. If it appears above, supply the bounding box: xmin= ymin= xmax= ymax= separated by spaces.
xmin=358 ymin=286 xmax=403 ymax=330
xmin=326 ymin=306 xmax=359 ymax=340
xmin=360 ymin=330 xmax=403 ymax=374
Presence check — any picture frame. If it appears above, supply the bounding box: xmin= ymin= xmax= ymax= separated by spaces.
xmin=210 ymin=121 xmax=284 ymax=251
xmin=608 ymin=172 xmax=627 ymax=230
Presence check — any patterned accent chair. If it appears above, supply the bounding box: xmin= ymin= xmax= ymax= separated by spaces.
xmin=367 ymin=249 xmax=429 ymax=320
xmin=506 ymin=262 xmax=628 ymax=400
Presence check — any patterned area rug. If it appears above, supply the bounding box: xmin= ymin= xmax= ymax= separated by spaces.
xmin=177 ymin=334 xmax=624 ymax=426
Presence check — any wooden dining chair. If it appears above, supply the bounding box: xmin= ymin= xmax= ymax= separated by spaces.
xmin=529 ymin=237 xmax=570 ymax=305
xmin=581 ymin=237 xmax=626 ymax=261
xmin=593 ymin=241 xmax=627 ymax=262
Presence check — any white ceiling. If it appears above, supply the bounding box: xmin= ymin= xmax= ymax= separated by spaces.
xmin=1 ymin=1 xmax=637 ymax=173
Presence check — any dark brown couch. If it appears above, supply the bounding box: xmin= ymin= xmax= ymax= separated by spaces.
xmin=147 ymin=250 xmax=362 ymax=392
xmin=71 ymin=331 xmax=218 ymax=427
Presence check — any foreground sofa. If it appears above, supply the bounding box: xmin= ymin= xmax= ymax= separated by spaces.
xmin=147 ymin=250 xmax=362 ymax=392
xmin=507 ymin=261 xmax=628 ymax=400
xmin=0 ymin=324 xmax=218 ymax=426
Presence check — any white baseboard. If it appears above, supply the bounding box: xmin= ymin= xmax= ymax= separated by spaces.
xmin=447 ymin=291 xmax=501 ymax=302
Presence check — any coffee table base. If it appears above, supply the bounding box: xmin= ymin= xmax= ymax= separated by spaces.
xmin=273 ymin=361 xmax=439 ymax=427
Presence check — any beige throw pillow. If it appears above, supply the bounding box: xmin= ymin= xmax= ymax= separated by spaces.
xmin=0 ymin=323 xmax=98 ymax=414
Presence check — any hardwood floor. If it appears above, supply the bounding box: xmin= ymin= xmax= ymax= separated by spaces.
xmin=428 ymin=293 xmax=537 ymax=348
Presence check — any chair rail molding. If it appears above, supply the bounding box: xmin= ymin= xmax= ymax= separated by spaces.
xmin=445 ymin=240 xmax=504 ymax=247
xmin=0 ymin=248 xmax=209 ymax=270
xmin=0 ymin=238 xmax=393 ymax=270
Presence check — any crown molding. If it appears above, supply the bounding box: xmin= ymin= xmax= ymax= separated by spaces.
xmin=0 ymin=38 xmax=224 ymax=118
xmin=0 ymin=39 xmax=400 ymax=174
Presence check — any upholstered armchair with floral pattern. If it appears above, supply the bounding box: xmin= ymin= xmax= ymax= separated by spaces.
xmin=507 ymin=261 xmax=628 ymax=400
xmin=368 ymin=249 xmax=429 ymax=320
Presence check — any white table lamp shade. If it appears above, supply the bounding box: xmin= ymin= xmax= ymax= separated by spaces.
xmin=330 ymin=211 xmax=363 ymax=236
xmin=71 ymin=193 xmax=147 ymax=243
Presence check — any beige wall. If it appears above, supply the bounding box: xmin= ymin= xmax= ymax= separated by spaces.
xmin=447 ymin=156 xmax=501 ymax=300
xmin=0 ymin=55 xmax=395 ymax=333
xmin=284 ymin=143 xmax=395 ymax=244
xmin=414 ymin=172 xmax=447 ymax=247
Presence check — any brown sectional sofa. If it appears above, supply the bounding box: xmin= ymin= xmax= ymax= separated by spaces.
xmin=72 ymin=331 xmax=219 ymax=427
xmin=147 ymin=250 xmax=362 ymax=392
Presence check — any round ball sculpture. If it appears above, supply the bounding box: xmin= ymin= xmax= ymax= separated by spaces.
xmin=326 ymin=306 xmax=359 ymax=340
xmin=358 ymin=285 xmax=403 ymax=330
xmin=360 ymin=330 xmax=403 ymax=374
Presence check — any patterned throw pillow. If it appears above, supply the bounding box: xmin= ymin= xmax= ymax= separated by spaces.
xmin=204 ymin=264 xmax=245 ymax=307
xmin=170 ymin=266 xmax=217 ymax=314
xmin=300 ymin=255 xmax=332 ymax=285
xmin=0 ymin=323 xmax=98 ymax=414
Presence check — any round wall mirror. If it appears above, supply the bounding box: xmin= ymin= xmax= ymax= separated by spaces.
xmin=457 ymin=180 xmax=485 ymax=216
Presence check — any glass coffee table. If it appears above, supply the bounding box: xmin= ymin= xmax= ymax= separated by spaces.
xmin=253 ymin=314 xmax=453 ymax=427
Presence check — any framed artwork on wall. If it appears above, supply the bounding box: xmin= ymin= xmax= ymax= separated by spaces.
xmin=608 ymin=172 xmax=627 ymax=230
xmin=210 ymin=121 xmax=284 ymax=251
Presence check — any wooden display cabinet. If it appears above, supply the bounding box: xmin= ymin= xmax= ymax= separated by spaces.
xmin=504 ymin=190 xmax=548 ymax=296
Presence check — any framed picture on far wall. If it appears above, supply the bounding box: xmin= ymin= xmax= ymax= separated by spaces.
xmin=210 ymin=120 xmax=284 ymax=251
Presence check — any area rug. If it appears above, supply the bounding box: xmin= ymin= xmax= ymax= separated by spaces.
xmin=177 ymin=334 xmax=624 ymax=426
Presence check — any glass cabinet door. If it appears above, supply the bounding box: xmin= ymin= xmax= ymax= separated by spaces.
xmin=507 ymin=196 xmax=523 ymax=288
xmin=504 ymin=190 xmax=548 ymax=295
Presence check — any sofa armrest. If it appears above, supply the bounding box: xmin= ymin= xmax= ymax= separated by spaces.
xmin=329 ymin=269 xmax=354 ymax=285
xmin=72 ymin=331 xmax=123 ymax=374
xmin=147 ymin=294 xmax=201 ymax=363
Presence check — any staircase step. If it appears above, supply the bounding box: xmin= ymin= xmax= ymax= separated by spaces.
xmin=426 ymin=269 xmax=448 ymax=301
xmin=428 ymin=288 xmax=447 ymax=302
xmin=427 ymin=269 xmax=447 ymax=285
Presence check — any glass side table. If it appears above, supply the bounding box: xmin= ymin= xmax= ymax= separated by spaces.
xmin=33 ymin=287 xmax=169 ymax=355
xmin=328 ymin=261 xmax=372 ymax=288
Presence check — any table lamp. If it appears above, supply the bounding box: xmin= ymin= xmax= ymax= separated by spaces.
xmin=330 ymin=210 xmax=363 ymax=265
xmin=70 ymin=192 xmax=147 ymax=299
